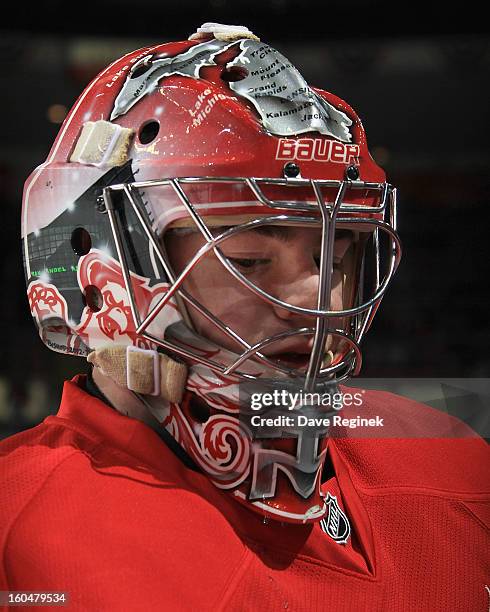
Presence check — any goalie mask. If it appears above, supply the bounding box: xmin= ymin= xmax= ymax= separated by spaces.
xmin=22 ymin=23 xmax=401 ymax=524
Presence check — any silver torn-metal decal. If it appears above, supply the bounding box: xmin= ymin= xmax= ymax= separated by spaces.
xmin=110 ymin=39 xmax=353 ymax=142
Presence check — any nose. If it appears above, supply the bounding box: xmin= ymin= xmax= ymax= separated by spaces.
xmin=273 ymin=273 xmax=319 ymax=321
xmin=272 ymin=268 xmax=344 ymax=322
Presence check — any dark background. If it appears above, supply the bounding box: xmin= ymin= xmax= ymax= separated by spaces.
xmin=1 ymin=2 xmax=489 ymax=437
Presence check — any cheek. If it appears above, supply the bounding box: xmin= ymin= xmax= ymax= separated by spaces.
xmin=331 ymin=270 xmax=345 ymax=310
xmin=182 ymin=265 xmax=264 ymax=332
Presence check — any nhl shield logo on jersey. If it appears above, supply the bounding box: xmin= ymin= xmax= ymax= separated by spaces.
xmin=319 ymin=493 xmax=351 ymax=545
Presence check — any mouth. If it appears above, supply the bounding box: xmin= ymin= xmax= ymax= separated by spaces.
xmin=270 ymin=351 xmax=311 ymax=370
xmin=268 ymin=347 xmax=341 ymax=372
xmin=261 ymin=332 xmax=348 ymax=372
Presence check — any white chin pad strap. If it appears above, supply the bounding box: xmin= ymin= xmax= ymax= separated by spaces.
xmin=87 ymin=345 xmax=187 ymax=403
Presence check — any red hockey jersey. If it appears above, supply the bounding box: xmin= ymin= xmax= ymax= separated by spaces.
xmin=1 ymin=376 xmax=489 ymax=611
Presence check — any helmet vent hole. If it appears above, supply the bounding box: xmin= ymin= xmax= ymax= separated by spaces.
xmin=138 ymin=120 xmax=160 ymax=144
xmin=189 ymin=396 xmax=211 ymax=423
xmin=83 ymin=285 xmax=103 ymax=312
xmin=71 ymin=227 xmax=92 ymax=256
xmin=130 ymin=59 xmax=153 ymax=79
xmin=221 ymin=66 xmax=249 ymax=82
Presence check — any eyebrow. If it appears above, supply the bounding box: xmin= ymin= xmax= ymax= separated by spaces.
xmin=252 ymin=226 xmax=355 ymax=242
xmin=213 ymin=225 xmax=294 ymax=243
xmin=250 ymin=225 xmax=294 ymax=242
xmin=209 ymin=225 xmax=355 ymax=243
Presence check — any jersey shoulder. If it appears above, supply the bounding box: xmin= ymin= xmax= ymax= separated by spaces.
xmin=333 ymin=388 xmax=490 ymax=496
xmin=0 ymin=418 xmax=100 ymax=533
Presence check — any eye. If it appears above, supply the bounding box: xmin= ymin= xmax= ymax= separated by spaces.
xmin=227 ymin=257 xmax=270 ymax=270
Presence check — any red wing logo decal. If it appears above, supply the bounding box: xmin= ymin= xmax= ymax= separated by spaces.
xmin=27 ymin=249 xmax=179 ymax=354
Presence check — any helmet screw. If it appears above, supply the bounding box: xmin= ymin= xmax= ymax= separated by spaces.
xmin=283 ymin=162 xmax=301 ymax=178
xmin=346 ymin=165 xmax=360 ymax=180
xmin=96 ymin=195 xmax=107 ymax=213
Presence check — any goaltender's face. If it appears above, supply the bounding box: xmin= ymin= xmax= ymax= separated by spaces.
xmin=165 ymin=225 xmax=358 ymax=369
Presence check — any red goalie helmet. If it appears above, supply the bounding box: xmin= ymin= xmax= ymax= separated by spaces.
xmin=22 ymin=23 xmax=401 ymax=524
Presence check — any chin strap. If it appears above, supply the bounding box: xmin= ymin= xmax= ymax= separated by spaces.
xmin=87 ymin=345 xmax=188 ymax=403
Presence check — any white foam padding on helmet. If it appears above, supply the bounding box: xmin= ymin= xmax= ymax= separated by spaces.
xmin=188 ymin=22 xmax=260 ymax=42
xmin=69 ymin=120 xmax=134 ymax=167
xmin=87 ymin=344 xmax=188 ymax=403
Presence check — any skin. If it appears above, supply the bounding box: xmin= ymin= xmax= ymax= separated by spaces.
xmin=92 ymin=365 xmax=158 ymax=427
xmin=165 ymin=225 xmax=356 ymax=360
xmin=93 ymin=224 xmax=357 ymax=422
